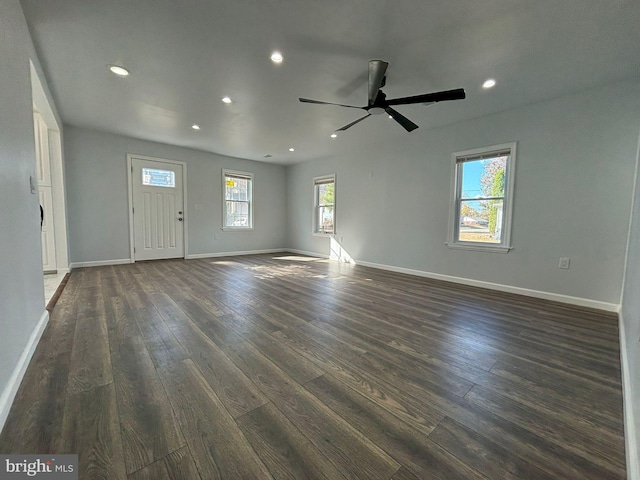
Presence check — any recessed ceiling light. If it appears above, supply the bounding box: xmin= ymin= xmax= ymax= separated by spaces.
xmin=108 ymin=64 xmax=130 ymax=77
xmin=288 ymin=147 xmax=295 ymax=152
xmin=482 ymin=78 xmax=496 ymax=89
xmin=191 ymin=124 xmax=201 ymax=130
xmin=221 ymin=96 xmax=232 ymax=104
xmin=330 ymin=133 xmax=337 ymax=138
xmin=271 ymin=51 xmax=284 ymax=63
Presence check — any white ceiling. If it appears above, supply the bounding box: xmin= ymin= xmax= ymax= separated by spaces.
xmin=21 ymin=0 xmax=640 ymax=165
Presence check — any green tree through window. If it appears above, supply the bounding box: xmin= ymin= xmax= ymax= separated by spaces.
xmin=480 ymin=158 xmax=506 ymax=237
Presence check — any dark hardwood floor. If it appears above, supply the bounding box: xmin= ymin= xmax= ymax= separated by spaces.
xmin=0 ymin=254 xmax=626 ymax=479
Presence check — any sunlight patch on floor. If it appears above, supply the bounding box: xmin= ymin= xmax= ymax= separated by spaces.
xmin=272 ymin=255 xmax=324 ymax=262
xmin=248 ymin=264 xmax=327 ymax=280
xmin=210 ymin=260 xmax=239 ymax=265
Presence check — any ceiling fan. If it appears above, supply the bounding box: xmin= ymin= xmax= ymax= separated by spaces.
xmin=299 ymin=60 xmax=466 ymax=132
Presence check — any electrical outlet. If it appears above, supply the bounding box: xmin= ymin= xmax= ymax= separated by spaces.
xmin=559 ymin=257 xmax=570 ymax=269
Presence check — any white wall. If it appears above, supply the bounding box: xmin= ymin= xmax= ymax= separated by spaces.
xmin=620 ymin=130 xmax=640 ymax=479
xmin=286 ymin=79 xmax=640 ymax=306
xmin=63 ymin=126 xmax=287 ymax=264
xmin=0 ymin=0 xmax=61 ymax=428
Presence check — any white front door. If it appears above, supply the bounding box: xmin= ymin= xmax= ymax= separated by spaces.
xmin=131 ymin=157 xmax=185 ymax=261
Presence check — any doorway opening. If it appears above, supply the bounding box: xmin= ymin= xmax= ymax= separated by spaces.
xmin=30 ymin=61 xmax=69 ymax=305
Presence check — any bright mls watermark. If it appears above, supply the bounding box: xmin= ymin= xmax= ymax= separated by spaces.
xmin=0 ymin=455 xmax=77 ymax=479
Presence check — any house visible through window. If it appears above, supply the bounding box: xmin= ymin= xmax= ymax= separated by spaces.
xmin=449 ymin=143 xmax=516 ymax=252
xmin=314 ymin=175 xmax=335 ymax=235
xmin=223 ymin=169 xmax=253 ymax=229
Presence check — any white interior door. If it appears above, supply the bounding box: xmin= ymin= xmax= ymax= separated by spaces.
xmin=39 ymin=187 xmax=56 ymax=272
xmin=34 ymin=111 xmax=51 ymax=185
xmin=34 ymin=110 xmax=56 ymax=272
xmin=132 ymin=157 xmax=185 ymax=261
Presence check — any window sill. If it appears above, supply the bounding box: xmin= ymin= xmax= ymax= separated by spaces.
xmin=222 ymin=227 xmax=254 ymax=232
xmin=445 ymin=242 xmax=512 ymax=254
xmin=312 ymin=232 xmax=334 ymax=237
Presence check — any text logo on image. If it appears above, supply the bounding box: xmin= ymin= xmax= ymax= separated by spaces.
xmin=0 ymin=455 xmax=77 ymax=479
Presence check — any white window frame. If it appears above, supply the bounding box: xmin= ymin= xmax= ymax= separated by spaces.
xmin=313 ymin=174 xmax=336 ymax=236
xmin=222 ymin=169 xmax=254 ymax=231
xmin=447 ymin=142 xmax=516 ymax=253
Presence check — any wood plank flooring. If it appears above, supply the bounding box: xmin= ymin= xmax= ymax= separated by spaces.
xmin=0 ymin=254 xmax=626 ymax=479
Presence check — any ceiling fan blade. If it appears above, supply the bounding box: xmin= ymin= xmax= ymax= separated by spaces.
xmin=386 ymin=88 xmax=466 ymax=106
xmin=368 ymin=60 xmax=389 ymax=106
xmin=385 ymin=107 xmax=419 ymax=132
xmin=299 ymin=98 xmax=362 ymax=109
xmin=336 ymin=114 xmax=371 ymax=131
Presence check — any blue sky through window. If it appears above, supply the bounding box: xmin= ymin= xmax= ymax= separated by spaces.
xmin=461 ymin=160 xmax=484 ymax=198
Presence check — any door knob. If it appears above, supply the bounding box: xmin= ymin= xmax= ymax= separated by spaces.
xmin=178 ymin=217 xmax=183 ymax=221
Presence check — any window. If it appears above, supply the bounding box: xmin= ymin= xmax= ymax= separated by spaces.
xmin=313 ymin=175 xmax=335 ymax=235
xmin=223 ymin=169 xmax=253 ymax=229
xmin=449 ymin=142 xmax=516 ymax=252
xmin=142 ymin=168 xmax=175 ymax=187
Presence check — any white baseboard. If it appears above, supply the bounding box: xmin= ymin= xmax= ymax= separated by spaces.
xmin=0 ymin=310 xmax=49 ymax=434
xmin=186 ymin=248 xmax=286 ymax=260
xmin=283 ymin=249 xmax=618 ymax=312
xmin=69 ymin=258 xmax=132 ymax=268
xmin=354 ymin=259 xmax=619 ymax=312
xmin=619 ymin=315 xmax=640 ymax=480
